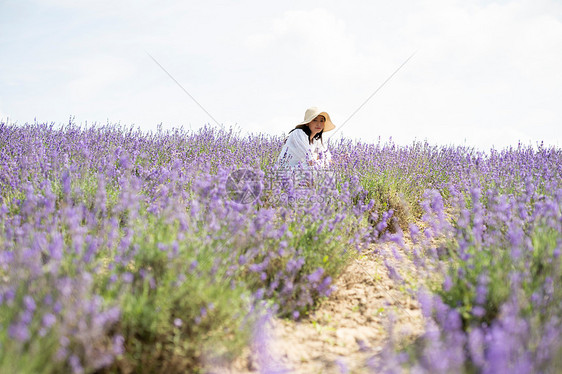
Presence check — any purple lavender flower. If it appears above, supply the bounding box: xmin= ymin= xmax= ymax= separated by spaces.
xmin=8 ymin=322 xmax=30 ymax=342
xmin=307 ymin=267 xmax=324 ymax=283
xmin=122 ymin=272 xmax=134 ymax=284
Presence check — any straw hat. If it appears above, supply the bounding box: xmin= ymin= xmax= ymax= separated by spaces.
xmin=297 ymin=107 xmax=336 ymax=132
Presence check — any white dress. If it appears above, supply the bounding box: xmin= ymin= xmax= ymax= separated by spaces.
xmin=276 ymin=129 xmax=332 ymax=169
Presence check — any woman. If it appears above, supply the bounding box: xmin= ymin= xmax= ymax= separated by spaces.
xmin=276 ymin=107 xmax=335 ymax=169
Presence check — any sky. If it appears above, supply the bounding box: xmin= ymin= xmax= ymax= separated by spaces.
xmin=1 ymin=0 xmax=561 ymax=150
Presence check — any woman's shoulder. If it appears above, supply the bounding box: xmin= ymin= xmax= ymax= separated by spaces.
xmin=287 ymin=128 xmax=309 ymax=142
xmin=288 ymin=127 xmax=307 ymax=136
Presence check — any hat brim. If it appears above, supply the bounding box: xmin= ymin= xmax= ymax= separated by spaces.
xmin=297 ymin=110 xmax=336 ymax=132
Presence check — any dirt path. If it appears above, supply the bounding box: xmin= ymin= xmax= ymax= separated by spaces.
xmin=213 ymin=242 xmax=424 ymax=373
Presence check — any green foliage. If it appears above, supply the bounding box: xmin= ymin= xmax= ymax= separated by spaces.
xmin=105 ymin=215 xmax=255 ymax=373
xmin=0 ymin=331 xmax=60 ymax=374
xmin=358 ymin=170 xmax=418 ymax=233
xmin=434 ymin=222 xmax=562 ymax=330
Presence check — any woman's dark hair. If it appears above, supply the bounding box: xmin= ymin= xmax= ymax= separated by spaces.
xmin=288 ymin=124 xmax=324 ymax=145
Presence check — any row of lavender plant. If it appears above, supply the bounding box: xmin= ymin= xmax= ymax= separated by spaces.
xmin=0 ymin=121 xmax=374 ymax=373
xmin=370 ymin=146 xmax=562 ymax=372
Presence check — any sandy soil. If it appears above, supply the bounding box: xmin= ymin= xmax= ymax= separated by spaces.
xmin=209 ymin=242 xmax=424 ymax=374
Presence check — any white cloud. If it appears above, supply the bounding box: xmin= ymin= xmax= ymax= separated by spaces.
xmin=244 ymin=8 xmax=368 ymax=81
xmin=246 ymin=9 xmax=352 ymax=54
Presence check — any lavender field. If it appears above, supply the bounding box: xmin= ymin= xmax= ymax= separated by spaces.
xmin=1 ymin=121 xmax=561 ymax=373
